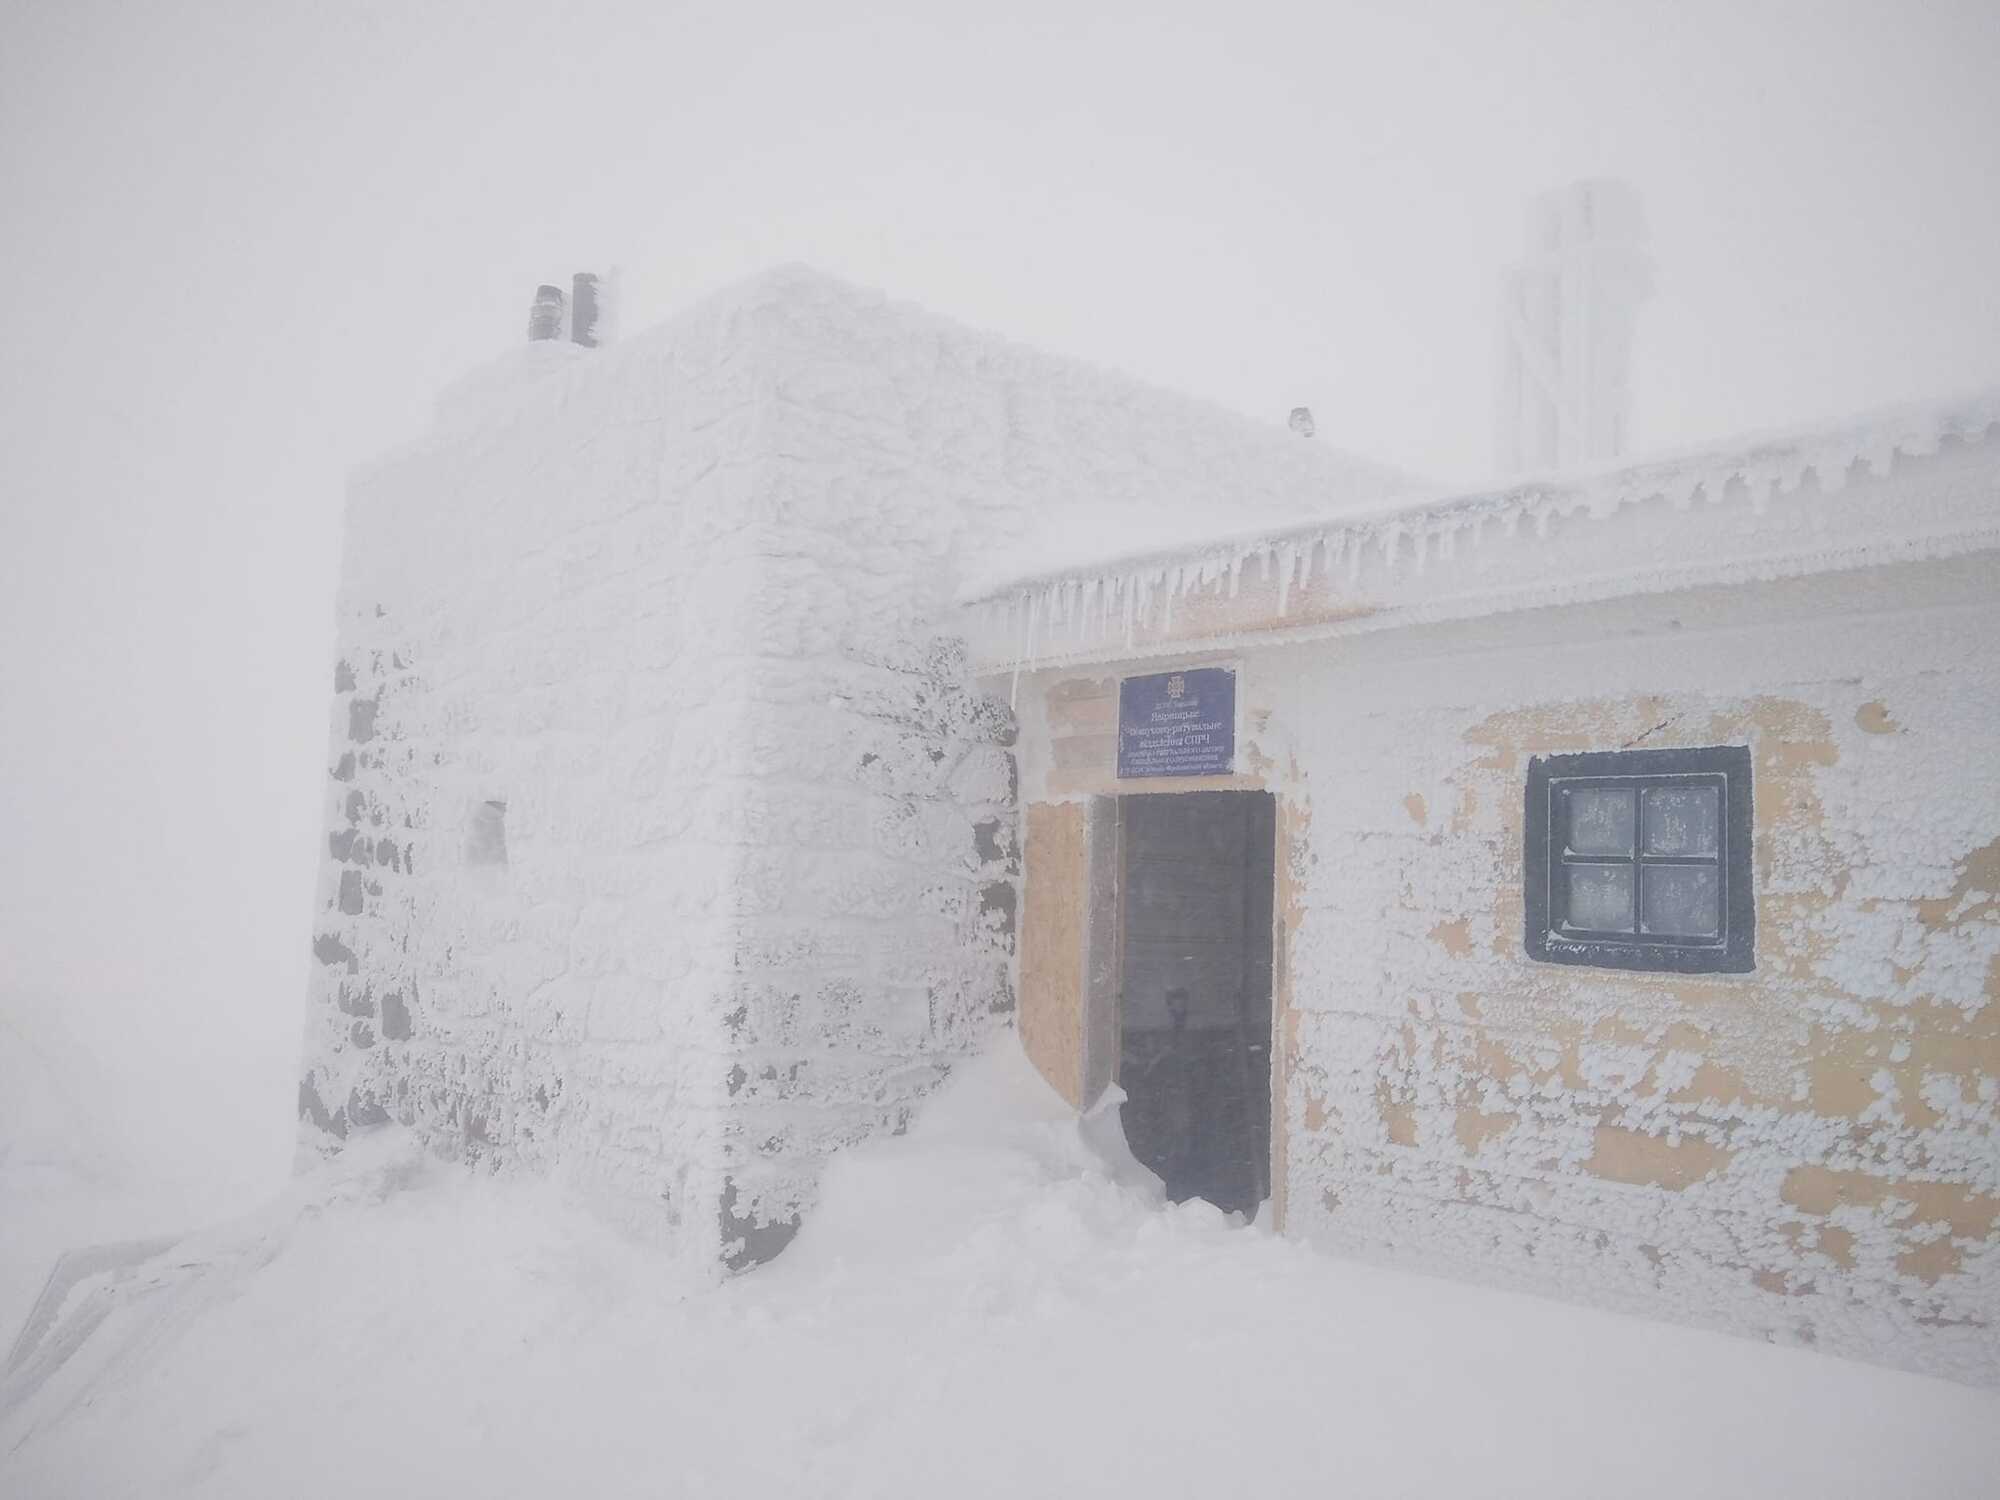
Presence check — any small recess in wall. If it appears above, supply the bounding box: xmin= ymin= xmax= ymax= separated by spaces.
xmin=466 ymin=800 xmax=508 ymax=866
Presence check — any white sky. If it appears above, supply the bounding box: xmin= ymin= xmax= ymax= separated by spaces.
xmin=3 ymin=0 xmax=1997 ymax=1200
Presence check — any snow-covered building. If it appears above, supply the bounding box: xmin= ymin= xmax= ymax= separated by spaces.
xmin=301 ymin=267 xmax=2000 ymax=1383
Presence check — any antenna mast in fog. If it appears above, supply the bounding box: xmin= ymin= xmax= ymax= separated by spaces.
xmin=1496 ymin=179 xmax=1652 ymax=476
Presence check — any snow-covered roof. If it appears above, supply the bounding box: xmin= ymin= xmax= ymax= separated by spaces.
xmin=961 ymin=388 xmax=2000 ymax=672
xmin=371 ymin=264 xmax=1433 ymax=629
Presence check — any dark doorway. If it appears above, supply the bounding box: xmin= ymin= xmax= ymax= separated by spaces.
xmin=1117 ymin=790 xmax=1276 ymax=1216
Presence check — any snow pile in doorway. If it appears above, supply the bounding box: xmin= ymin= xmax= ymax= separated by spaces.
xmin=5 ymin=1042 xmax=1997 ymax=1499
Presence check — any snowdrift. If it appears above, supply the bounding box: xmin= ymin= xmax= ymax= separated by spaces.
xmin=4 ymin=1041 xmax=1997 ymax=1498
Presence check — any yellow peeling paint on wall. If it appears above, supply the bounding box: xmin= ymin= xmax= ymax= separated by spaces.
xmin=1585 ymin=1126 xmax=1733 ymax=1190
xmin=1018 ymin=801 xmax=1087 ymax=1107
xmin=1273 ymin=649 xmax=2000 ymax=1385
xmin=1003 ymin=594 xmax=2000 ymax=1383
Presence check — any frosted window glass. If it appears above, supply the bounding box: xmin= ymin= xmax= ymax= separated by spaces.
xmin=1641 ymin=865 xmax=1719 ymax=937
xmin=1567 ymin=787 xmax=1635 ymax=856
xmin=1642 ymin=785 xmax=1720 ymax=857
xmin=1566 ymin=865 xmax=1634 ymax=932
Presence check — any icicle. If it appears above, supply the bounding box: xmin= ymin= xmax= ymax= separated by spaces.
xmin=1275 ymin=541 xmax=1295 ymax=616
xmin=1412 ymin=527 xmax=1429 ymax=575
xmin=1008 ymin=593 xmax=1031 ymax=709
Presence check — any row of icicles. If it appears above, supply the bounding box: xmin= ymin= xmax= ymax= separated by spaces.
xmin=981 ymin=398 xmax=2000 ymax=694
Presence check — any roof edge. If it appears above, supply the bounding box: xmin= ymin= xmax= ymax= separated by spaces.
xmin=958 ymin=387 xmax=2000 ymax=606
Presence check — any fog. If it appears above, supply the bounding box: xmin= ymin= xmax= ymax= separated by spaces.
xmin=3 ymin=0 xmax=1997 ymax=1209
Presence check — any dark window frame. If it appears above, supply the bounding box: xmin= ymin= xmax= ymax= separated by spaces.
xmin=1524 ymin=745 xmax=1754 ymax=974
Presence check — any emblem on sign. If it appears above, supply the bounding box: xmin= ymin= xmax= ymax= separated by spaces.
xmin=1117 ymin=667 xmax=1236 ymax=779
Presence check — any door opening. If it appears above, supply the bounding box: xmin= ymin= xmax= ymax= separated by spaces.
xmin=1116 ymin=789 xmax=1276 ymax=1216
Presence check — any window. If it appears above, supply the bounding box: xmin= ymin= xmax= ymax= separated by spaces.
xmin=466 ymin=799 xmax=508 ymax=866
xmin=1524 ymin=745 xmax=1753 ymax=973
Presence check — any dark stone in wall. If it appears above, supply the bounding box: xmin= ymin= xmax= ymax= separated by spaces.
xmin=973 ymin=818 xmax=1006 ymax=865
xmin=348 ymin=696 xmax=379 ymax=743
xmin=331 ymin=752 xmax=356 ymax=782
xmin=349 ymin=1019 xmax=376 ymax=1049
xmin=346 ymin=1090 xmax=390 ymax=1128
xmin=338 ymin=869 xmax=366 ymax=916
xmin=313 ymin=932 xmax=356 ymax=970
xmin=380 ymin=989 xmax=412 ymax=1040
xmin=718 ymin=1179 xmax=801 ymax=1272
xmin=298 ymin=1076 xmax=348 ymax=1138
xmin=978 ymin=881 xmax=1017 ymax=938
xmin=333 ymin=660 xmax=356 ymax=693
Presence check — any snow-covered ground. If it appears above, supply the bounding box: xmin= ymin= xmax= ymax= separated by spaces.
xmin=5 ymin=1042 xmax=1997 ymax=1499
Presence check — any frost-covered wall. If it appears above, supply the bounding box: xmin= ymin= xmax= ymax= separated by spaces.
xmin=301 ymin=278 xmax=1013 ymax=1273
xmin=987 ymin=418 xmax=2000 ymax=1383
xmin=1272 ymin=567 xmax=2000 ymax=1386
xmin=302 ymin=267 xmax=1404 ymax=1272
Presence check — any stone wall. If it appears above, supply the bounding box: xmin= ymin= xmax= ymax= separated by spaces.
xmin=299 ymin=276 xmax=1021 ymax=1275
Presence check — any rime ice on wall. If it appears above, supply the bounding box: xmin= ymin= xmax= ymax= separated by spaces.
xmin=303 ymin=277 xmax=1014 ymax=1273
xmin=1269 ymin=588 xmax=2000 ymax=1386
xmin=986 ymin=417 xmax=2000 ymax=1383
xmin=301 ymin=267 xmax=1403 ymax=1273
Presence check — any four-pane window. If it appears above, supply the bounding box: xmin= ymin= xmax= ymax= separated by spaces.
xmin=1525 ymin=746 xmax=1754 ymax=973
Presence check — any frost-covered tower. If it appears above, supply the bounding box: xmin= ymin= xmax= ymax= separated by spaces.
xmin=298 ymin=268 xmax=1406 ymax=1276
xmin=1496 ymin=179 xmax=1652 ymax=475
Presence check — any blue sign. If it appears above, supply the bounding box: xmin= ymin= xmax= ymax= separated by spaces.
xmin=1118 ymin=668 xmax=1236 ymax=778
